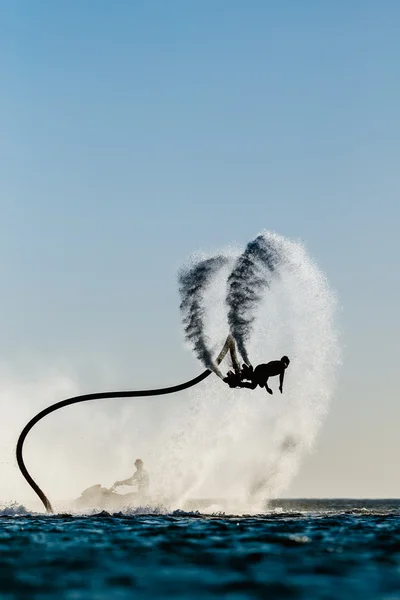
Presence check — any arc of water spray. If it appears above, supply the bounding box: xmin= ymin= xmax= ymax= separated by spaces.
xmin=226 ymin=234 xmax=281 ymax=366
xmin=179 ymin=255 xmax=230 ymax=378
xmin=178 ymin=238 xmax=282 ymax=375
xmin=16 ymin=336 xmax=235 ymax=513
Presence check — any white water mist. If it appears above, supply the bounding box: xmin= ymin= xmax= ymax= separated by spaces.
xmin=152 ymin=231 xmax=340 ymax=512
xmin=1 ymin=231 xmax=339 ymax=515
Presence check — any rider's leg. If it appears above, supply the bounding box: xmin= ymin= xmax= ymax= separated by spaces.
xmin=239 ymin=380 xmax=258 ymax=390
xmin=241 ymin=363 xmax=254 ymax=381
xmin=227 ymin=335 xmax=241 ymax=374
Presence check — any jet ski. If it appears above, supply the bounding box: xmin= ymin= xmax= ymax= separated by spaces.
xmin=74 ymin=485 xmax=229 ymax=513
xmin=73 ymin=484 xmax=153 ymax=512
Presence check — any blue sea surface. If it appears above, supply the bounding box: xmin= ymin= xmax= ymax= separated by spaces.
xmin=1 ymin=500 xmax=400 ymax=599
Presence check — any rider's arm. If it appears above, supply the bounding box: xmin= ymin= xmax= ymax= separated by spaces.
xmin=114 ymin=473 xmax=137 ymax=487
xmin=279 ymin=369 xmax=285 ymax=392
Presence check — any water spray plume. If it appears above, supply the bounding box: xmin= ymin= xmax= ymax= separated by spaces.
xmin=178 ymin=255 xmax=230 ymax=378
xmin=226 ymin=234 xmax=281 ymax=366
xmin=174 ymin=230 xmax=339 ymax=510
xmin=13 ymin=230 xmax=339 ymax=515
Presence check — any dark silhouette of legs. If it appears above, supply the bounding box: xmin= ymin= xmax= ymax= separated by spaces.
xmin=241 ymin=363 xmax=254 ymax=380
xmin=238 ymin=380 xmax=257 ymax=390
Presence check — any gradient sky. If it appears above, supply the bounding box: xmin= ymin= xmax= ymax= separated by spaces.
xmin=1 ymin=0 xmax=399 ymax=498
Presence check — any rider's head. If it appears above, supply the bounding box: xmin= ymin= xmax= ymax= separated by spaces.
xmin=281 ymin=356 xmax=290 ymax=368
xmin=134 ymin=458 xmax=144 ymax=470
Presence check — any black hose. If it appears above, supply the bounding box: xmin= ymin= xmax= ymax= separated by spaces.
xmin=16 ymin=369 xmax=212 ymax=513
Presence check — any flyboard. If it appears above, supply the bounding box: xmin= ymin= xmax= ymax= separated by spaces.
xmin=16 ymin=336 xmax=239 ymax=513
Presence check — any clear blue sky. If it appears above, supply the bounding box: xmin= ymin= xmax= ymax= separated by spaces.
xmin=1 ymin=1 xmax=399 ymax=497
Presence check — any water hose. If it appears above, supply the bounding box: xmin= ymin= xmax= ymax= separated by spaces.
xmin=16 ymin=336 xmax=236 ymax=513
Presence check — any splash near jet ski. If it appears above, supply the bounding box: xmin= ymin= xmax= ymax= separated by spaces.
xmin=74 ymin=458 xmax=150 ymax=511
xmin=15 ymin=335 xmax=238 ymax=512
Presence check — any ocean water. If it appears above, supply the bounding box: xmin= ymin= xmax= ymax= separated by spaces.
xmin=1 ymin=500 xmax=400 ymax=599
